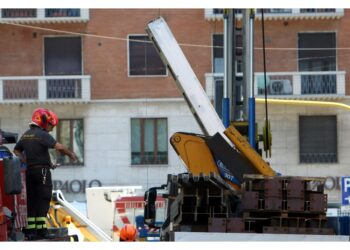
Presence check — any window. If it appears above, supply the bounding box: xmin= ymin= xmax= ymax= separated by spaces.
xmin=128 ymin=35 xmax=166 ymax=76
xmin=213 ymin=34 xmax=223 ymax=73
xmin=212 ymin=34 xmax=242 ymax=74
xmin=298 ymin=32 xmax=336 ymax=72
xmin=299 ymin=115 xmax=337 ymax=163
xmin=44 ymin=37 xmax=82 ymax=98
xmin=131 ymin=118 xmax=168 ymax=165
xmin=298 ymin=32 xmax=336 ymax=94
xmin=44 ymin=37 xmax=82 ymax=76
xmin=50 ymin=119 xmax=84 ymax=165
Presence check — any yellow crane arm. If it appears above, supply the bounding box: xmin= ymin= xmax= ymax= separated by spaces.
xmin=224 ymin=125 xmax=276 ymax=177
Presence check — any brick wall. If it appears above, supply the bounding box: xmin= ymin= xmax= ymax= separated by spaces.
xmin=0 ymin=9 xmax=349 ymax=97
xmin=84 ymin=9 xmax=213 ymax=99
xmin=0 ymin=22 xmax=87 ymax=76
xmin=254 ymin=10 xmax=350 ymax=94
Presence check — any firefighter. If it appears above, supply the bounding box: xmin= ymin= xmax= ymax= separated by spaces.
xmin=119 ymin=224 xmax=137 ymax=242
xmin=14 ymin=108 xmax=78 ymax=240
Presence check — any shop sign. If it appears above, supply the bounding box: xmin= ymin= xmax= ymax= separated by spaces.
xmin=53 ymin=179 xmax=102 ymax=194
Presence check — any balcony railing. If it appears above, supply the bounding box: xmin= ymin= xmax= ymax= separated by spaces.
xmin=205 ymin=71 xmax=345 ymax=100
xmin=0 ymin=8 xmax=89 ymax=23
xmin=0 ymin=75 xmax=91 ymax=103
xmin=45 ymin=9 xmax=81 ymax=18
xmin=205 ymin=8 xmax=344 ymax=21
xmin=254 ymin=71 xmax=345 ymax=99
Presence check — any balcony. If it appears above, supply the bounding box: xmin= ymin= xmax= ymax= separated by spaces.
xmin=0 ymin=9 xmax=89 ymax=23
xmin=205 ymin=71 xmax=345 ymax=101
xmin=0 ymin=75 xmax=91 ymax=104
xmin=254 ymin=71 xmax=346 ymax=100
xmin=204 ymin=8 xmax=344 ymax=21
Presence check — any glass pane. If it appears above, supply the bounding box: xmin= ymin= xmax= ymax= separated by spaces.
xmin=49 ymin=119 xmax=84 ymax=166
xmin=73 ymin=120 xmax=84 ymax=163
xmin=213 ymin=34 xmax=223 ymax=73
xmin=146 ymin=42 xmax=166 ymax=75
xmin=60 ymin=120 xmax=71 ymax=146
xmin=144 ymin=119 xmax=154 ymax=152
xmin=157 ymin=119 xmax=167 ymax=151
xmin=298 ymin=33 xmax=336 ymax=72
xmin=56 ymin=120 xmax=71 ymax=164
xmin=157 ymin=119 xmax=168 ymax=164
xmin=44 ymin=37 xmax=82 ymax=75
xmin=129 ymin=35 xmax=165 ymax=76
xmin=131 ymin=119 xmax=141 ymax=164
xmin=131 ymin=119 xmax=141 ymax=152
xmin=129 ymin=36 xmax=147 ymax=75
xmin=144 ymin=119 xmax=154 ymax=164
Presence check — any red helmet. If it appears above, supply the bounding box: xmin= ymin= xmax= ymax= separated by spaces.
xmin=31 ymin=108 xmax=58 ymax=129
xmin=47 ymin=110 xmax=59 ymax=127
xmin=119 ymin=224 xmax=137 ymax=241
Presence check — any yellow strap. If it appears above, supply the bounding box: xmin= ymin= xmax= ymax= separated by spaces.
xmin=25 ymin=224 xmax=36 ymax=229
xmin=35 ymin=217 xmax=47 ymax=222
xmin=27 ymin=217 xmax=36 ymax=222
xmin=36 ymin=224 xmax=47 ymax=229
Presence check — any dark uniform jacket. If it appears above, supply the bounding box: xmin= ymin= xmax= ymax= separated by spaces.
xmin=14 ymin=125 xmax=57 ymax=167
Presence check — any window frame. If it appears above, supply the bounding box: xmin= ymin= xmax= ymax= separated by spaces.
xmin=299 ymin=115 xmax=338 ymax=164
xmin=212 ymin=33 xmax=224 ymax=73
xmin=43 ymin=35 xmax=83 ymax=76
xmin=297 ymin=31 xmax=337 ymax=72
xmin=127 ymin=34 xmax=167 ymax=77
xmin=50 ymin=118 xmax=84 ymax=166
xmin=212 ymin=33 xmax=243 ymax=75
xmin=130 ymin=117 xmax=168 ymax=165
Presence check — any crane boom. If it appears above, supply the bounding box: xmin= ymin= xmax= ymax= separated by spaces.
xmin=146 ymin=17 xmax=226 ymax=137
xmin=146 ymin=17 xmax=276 ymax=182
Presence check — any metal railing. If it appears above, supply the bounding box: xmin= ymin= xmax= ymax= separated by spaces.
xmin=205 ymin=9 xmax=344 ymax=21
xmin=47 ymin=79 xmax=82 ymax=99
xmin=300 ymin=152 xmax=337 ymax=163
xmin=0 ymin=75 xmax=90 ymax=103
xmin=205 ymin=71 xmax=345 ymax=100
xmin=45 ymin=9 xmax=80 ymax=18
xmin=300 ymin=9 xmax=336 ymax=13
xmin=254 ymin=71 xmax=346 ymax=97
xmin=301 ymin=74 xmax=336 ymax=94
xmin=3 ymin=79 xmax=38 ymax=99
xmin=1 ymin=9 xmax=36 ymax=18
xmin=0 ymin=8 xmax=89 ymax=22
xmin=256 ymin=9 xmax=293 ymax=14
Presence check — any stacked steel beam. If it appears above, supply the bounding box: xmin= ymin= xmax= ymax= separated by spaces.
xmin=162 ymin=173 xmax=334 ymax=237
xmin=240 ymin=175 xmax=334 ymax=234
